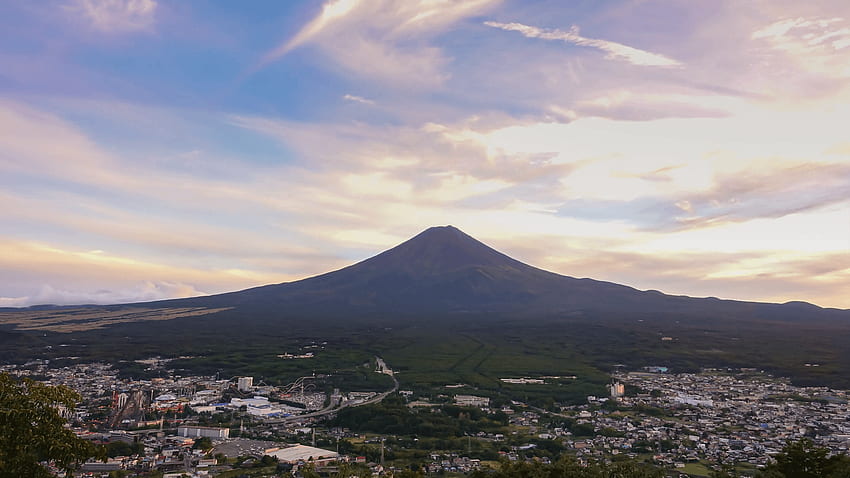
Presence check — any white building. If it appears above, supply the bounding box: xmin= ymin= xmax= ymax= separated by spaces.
xmin=177 ymin=425 xmax=230 ymax=439
xmin=229 ymin=396 xmax=300 ymax=417
xmin=265 ymin=444 xmax=339 ymax=464
xmin=455 ymin=395 xmax=490 ymax=408
xmin=674 ymin=394 xmax=714 ymax=407
xmin=237 ymin=376 xmax=253 ymax=392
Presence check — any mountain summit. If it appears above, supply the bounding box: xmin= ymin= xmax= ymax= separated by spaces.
xmin=342 ymin=225 xmax=543 ymax=277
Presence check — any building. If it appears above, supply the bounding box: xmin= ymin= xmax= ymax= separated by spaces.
xmin=238 ymin=376 xmax=253 ymax=392
xmin=610 ymin=382 xmax=625 ymax=398
xmin=229 ymin=396 xmax=300 ymax=417
xmin=81 ymin=461 xmax=123 ymax=472
xmin=265 ymin=444 xmax=339 ymax=465
xmin=177 ymin=425 xmax=230 ymax=439
xmin=455 ymin=395 xmax=490 ymax=408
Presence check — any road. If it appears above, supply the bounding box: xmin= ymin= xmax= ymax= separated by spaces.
xmin=265 ymin=357 xmax=398 ymax=424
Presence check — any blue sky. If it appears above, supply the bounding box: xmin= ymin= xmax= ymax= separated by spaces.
xmin=1 ymin=0 xmax=849 ymax=308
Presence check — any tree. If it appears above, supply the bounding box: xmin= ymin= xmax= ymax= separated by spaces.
xmin=192 ymin=436 xmax=213 ymax=452
xmin=758 ymin=439 xmax=850 ymax=478
xmin=470 ymin=455 xmax=663 ymax=478
xmin=0 ymin=372 xmax=104 ymax=477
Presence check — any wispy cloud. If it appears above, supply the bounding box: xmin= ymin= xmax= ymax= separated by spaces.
xmin=753 ymin=17 xmax=848 ymax=48
xmin=557 ymin=162 xmax=850 ymax=232
xmin=261 ymin=0 xmax=361 ymax=64
xmin=256 ymin=0 xmax=499 ymax=87
xmin=751 ymin=16 xmax=850 ymax=80
xmin=484 ymin=21 xmax=682 ymax=67
xmin=343 ymin=94 xmax=375 ymax=105
xmin=65 ymin=0 xmax=157 ymax=33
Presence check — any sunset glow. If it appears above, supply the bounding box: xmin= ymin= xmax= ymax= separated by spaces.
xmin=1 ymin=0 xmax=848 ymax=307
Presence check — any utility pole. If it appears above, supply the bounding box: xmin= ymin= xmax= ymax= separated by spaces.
xmin=380 ymin=438 xmax=385 ymax=466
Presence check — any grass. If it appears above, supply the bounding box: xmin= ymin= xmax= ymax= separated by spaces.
xmin=212 ymin=465 xmax=278 ymax=477
xmin=681 ymin=462 xmax=712 ymax=476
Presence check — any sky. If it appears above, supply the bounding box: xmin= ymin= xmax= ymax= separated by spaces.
xmin=1 ymin=0 xmax=849 ymax=309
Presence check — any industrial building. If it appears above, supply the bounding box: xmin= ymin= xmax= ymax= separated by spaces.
xmin=177 ymin=425 xmax=230 ymax=439
xmin=265 ymin=444 xmax=339 ymax=465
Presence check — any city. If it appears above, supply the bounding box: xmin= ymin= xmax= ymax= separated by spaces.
xmin=4 ymin=356 xmax=849 ymax=477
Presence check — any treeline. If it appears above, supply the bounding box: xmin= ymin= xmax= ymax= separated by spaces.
xmin=331 ymin=395 xmax=507 ymax=437
xmin=470 ymin=455 xmax=663 ymax=478
xmin=466 ymin=439 xmax=850 ymax=478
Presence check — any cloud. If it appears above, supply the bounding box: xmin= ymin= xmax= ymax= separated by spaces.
xmin=257 ymin=0 xmax=499 ymax=87
xmin=667 ymin=163 xmax=850 ymax=229
xmin=0 ymin=281 xmax=205 ymax=307
xmin=4 ymin=97 xmax=850 ymax=309
xmin=0 ymin=237 xmax=295 ymax=307
xmin=227 ymin=113 xmax=574 ymax=204
xmin=491 ymin=233 xmax=850 ymax=309
xmin=557 ymin=162 xmax=850 ymax=231
xmin=574 ymin=91 xmax=732 ymax=121
xmin=753 ymin=17 xmax=849 ymax=51
xmin=343 ymin=94 xmax=375 ymax=105
xmin=65 ymin=0 xmax=157 ymax=33
xmin=745 ymin=15 xmax=850 ymax=99
xmin=484 ymin=21 xmax=682 ymax=67
xmin=262 ymin=0 xmax=361 ymax=62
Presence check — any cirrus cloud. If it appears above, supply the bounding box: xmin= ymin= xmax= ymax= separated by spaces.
xmin=65 ymin=0 xmax=157 ymax=33
xmin=484 ymin=21 xmax=682 ymax=67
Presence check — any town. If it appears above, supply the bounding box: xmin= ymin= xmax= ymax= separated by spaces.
xmin=3 ymin=357 xmax=849 ymax=477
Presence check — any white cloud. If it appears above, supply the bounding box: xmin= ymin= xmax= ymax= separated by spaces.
xmin=484 ymin=21 xmax=682 ymax=67
xmin=0 ymin=281 xmax=205 ymax=307
xmin=257 ymin=0 xmax=499 ymax=88
xmin=752 ymin=16 xmax=850 ymax=79
xmin=343 ymin=94 xmax=375 ymax=105
xmin=262 ymin=0 xmax=361 ymax=62
xmin=66 ymin=0 xmax=157 ymax=33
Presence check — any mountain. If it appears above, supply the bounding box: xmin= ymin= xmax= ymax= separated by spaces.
xmin=5 ymin=225 xmax=850 ymax=389
xmin=158 ymin=225 xmax=846 ymax=324
xmin=167 ymin=225 xmax=633 ymax=315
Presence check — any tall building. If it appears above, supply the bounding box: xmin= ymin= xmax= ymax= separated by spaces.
xmin=237 ymin=376 xmax=253 ymax=392
xmin=610 ymin=381 xmax=625 ymax=398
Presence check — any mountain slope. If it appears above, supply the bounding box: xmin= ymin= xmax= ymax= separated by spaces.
xmin=156 ymin=225 xmax=847 ymax=324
